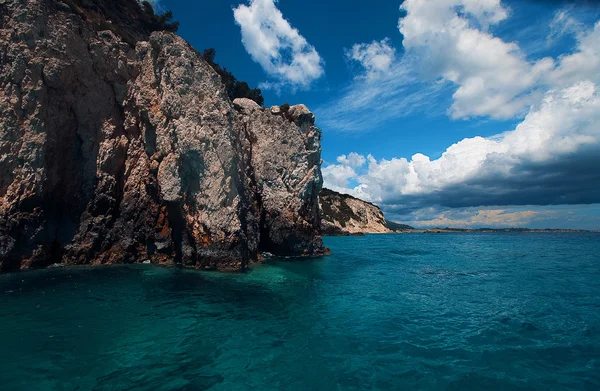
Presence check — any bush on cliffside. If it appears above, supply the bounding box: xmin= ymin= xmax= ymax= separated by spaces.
xmin=60 ymin=0 xmax=180 ymax=46
xmin=140 ymin=1 xmax=180 ymax=33
xmin=202 ymin=49 xmax=265 ymax=106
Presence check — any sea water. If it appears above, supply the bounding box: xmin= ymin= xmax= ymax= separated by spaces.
xmin=1 ymin=233 xmax=599 ymax=390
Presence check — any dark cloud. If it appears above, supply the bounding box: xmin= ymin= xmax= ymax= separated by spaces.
xmin=379 ymin=146 xmax=600 ymax=216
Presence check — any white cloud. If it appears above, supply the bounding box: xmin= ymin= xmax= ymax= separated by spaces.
xmin=345 ymin=38 xmax=396 ymax=79
xmin=315 ymin=56 xmax=449 ymax=132
xmin=321 ymin=164 xmax=357 ymax=192
xmin=549 ymin=20 xmax=600 ymax=88
xmin=233 ymin=0 xmax=324 ymax=90
xmin=325 ymin=81 xmax=600 ymax=205
xmin=315 ymin=0 xmax=539 ymax=130
xmin=411 ymin=209 xmax=545 ymax=228
xmin=387 ymin=204 xmax=600 ymax=230
xmin=319 ymin=5 xmax=600 ymax=228
xmin=318 ymin=2 xmax=600 ymax=131
xmin=336 ymin=153 xmax=366 ymax=168
xmin=398 ymin=0 xmax=556 ymax=119
xmin=548 ymin=9 xmax=584 ymax=43
xmin=397 ymin=1 xmax=600 ymax=120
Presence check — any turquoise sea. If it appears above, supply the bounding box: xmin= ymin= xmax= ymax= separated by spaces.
xmin=1 ymin=233 xmax=599 ymax=390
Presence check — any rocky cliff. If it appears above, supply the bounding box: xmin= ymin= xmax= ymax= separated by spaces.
xmin=0 ymin=0 xmax=325 ymax=271
xmin=319 ymin=189 xmax=391 ymax=235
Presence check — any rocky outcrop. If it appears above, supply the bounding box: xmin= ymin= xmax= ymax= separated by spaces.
xmin=236 ymin=100 xmax=323 ymax=256
xmin=0 ymin=0 xmax=325 ymax=272
xmin=319 ymin=189 xmax=391 ymax=235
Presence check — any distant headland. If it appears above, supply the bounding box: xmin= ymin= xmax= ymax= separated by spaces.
xmin=398 ymin=227 xmax=598 ymax=234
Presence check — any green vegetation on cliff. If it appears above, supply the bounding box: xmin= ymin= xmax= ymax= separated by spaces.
xmin=140 ymin=1 xmax=180 ymax=33
xmin=201 ymin=48 xmax=265 ymax=106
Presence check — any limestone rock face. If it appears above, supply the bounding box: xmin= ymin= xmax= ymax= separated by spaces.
xmin=319 ymin=189 xmax=391 ymax=235
xmin=0 ymin=0 xmax=324 ymax=271
xmin=236 ymin=101 xmax=323 ymax=255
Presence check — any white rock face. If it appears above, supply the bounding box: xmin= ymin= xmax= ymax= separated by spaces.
xmin=233 ymin=98 xmax=260 ymax=113
xmin=0 ymin=0 xmax=325 ymax=271
xmin=157 ymin=154 xmax=182 ymax=202
xmin=287 ymin=104 xmax=316 ymax=124
xmin=237 ymin=103 xmax=324 ymax=255
xmin=319 ymin=189 xmax=391 ymax=235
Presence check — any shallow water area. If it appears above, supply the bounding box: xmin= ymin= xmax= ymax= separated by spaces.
xmin=1 ymin=233 xmax=600 ymax=390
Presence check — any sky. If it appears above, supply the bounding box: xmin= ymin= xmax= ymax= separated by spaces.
xmin=152 ymin=0 xmax=600 ymax=229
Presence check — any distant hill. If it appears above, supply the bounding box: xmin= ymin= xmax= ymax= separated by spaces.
xmin=319 ymin=189 xmax=391 ymax=235
xmin=385 ymin=220 xmax=415 ymax=231
xmin=420 ymin=227 xmax=596 ymax=233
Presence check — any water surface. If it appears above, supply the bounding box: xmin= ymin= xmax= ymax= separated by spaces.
xmin=1 ymin=233 xmax=599 ymax=390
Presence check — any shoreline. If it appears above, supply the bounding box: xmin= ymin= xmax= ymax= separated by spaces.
xmin=324 ymin=229 xmax=599 ymax=236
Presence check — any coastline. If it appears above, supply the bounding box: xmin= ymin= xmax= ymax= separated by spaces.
xmin=324 ymin=228 xmax=599 ymax=236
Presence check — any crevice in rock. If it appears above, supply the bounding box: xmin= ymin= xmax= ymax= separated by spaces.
xmin=258 ymin=206 xmax=270 ymax=252
xmin=50 ymin=239 xmax=62 ymax=264
xmin=104 ymin=106 xmax=129 ymax=231
xmin=143 ymin=117 xmax=157 ymax=156
xmin=235 ymin=122 xmax=262 ymax=265
xmin=165 ymin=201 xmax=186 ymax=264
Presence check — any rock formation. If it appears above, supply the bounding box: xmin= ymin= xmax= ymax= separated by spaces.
xmin=319 ymin=189 xmax=391 ymax=235
xmin=0 ymin=0 xmax=325 ymax=271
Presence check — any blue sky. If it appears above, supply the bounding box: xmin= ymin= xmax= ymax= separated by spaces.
xmin=154 ymin=0 xmax=600 ymax=229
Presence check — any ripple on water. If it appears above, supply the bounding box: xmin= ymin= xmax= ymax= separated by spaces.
xmin=0 ymin=233 xmax=599 ymax=390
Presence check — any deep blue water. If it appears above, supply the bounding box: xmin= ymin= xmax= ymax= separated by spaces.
xmin=1 ymin=233 xmax=600 ymax=390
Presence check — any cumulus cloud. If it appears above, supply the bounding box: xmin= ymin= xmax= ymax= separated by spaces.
xmin=549 ymin=20 xmax=600 ymax=87
xmin=397 ymin=0 xmax=600 ymax=120
xmin=345 ymin=38 xmax=396 ymax=79
xmin=318 ymin=3 xmax=600 ymax=228
xmin=336 ymin=153 xmax=366 ymax=168
xmin=398 ymin=0 xmax=557 ymax=119
xmin=233 ymin=0 xmax=324 ymax=90
xmin=324 ymin=80 xmax=600 ymax=214
xmin=321 ymin=164 xmax=357 ymax=192
xmin=318 ymin=1 xmax=600 ymax=132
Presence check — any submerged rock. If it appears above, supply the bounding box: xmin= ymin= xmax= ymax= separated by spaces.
xmin=0 ymin=0 xmax=325 ymax=271
xmin=319 ymin=189 xmax=391 ymax=235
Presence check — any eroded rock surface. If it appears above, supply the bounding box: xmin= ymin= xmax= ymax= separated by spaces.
xmin=319 ymin=189 xmax=391 ymax=235
xmin=0 ymin=0 xmax=324 ymax=271
xmin=238 ymin=101 xmax=323 ymax=255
